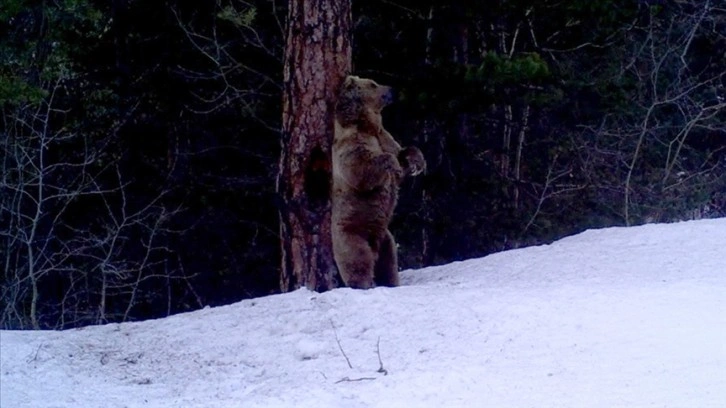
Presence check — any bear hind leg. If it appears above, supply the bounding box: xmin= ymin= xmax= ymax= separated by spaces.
xmin=374 ymin=230 xmax=399 ymax=287
xmin=334 ymin=231 xmax=376 ymax=289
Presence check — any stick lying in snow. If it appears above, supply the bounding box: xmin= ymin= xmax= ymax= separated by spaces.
xmin=335 ymin=376 xmax=377 ymax=384
xmin=376 ymin=336 xmax=388 ymax=375
xmin=27 ymin=342 xmax=44 ymax=363
xmin=330 ymin=321 xmax=388 ymax=383
xmin=330 ymin=319 xmax=353 ymax=369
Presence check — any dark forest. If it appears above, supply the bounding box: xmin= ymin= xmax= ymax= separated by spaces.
xmin=2 ymin=0 xmax=724 ymax=329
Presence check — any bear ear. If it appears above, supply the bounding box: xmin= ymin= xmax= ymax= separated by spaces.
xmin=343 ymin=75 xmax=358 ymax=88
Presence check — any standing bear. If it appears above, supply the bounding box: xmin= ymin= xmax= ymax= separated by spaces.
xmin=331 ymin=75 xmax=426 ymax=289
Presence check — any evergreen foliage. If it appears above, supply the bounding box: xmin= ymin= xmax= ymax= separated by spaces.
xmin=2 ymin=0 xmax=723 ymax=328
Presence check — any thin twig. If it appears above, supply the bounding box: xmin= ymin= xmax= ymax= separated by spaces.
xmin=27 ymin=342 xmax=43 ymax=363
xmin=376 ymin=336 xmax=388 ymax=375
xmin=330 ymin=319 xmax=352 ymax=369
xmin=335 ymin=376 xmax=377 ymax=384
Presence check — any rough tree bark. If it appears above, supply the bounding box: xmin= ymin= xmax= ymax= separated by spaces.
xmin=277 ymin=0 xmax=351 ymax=292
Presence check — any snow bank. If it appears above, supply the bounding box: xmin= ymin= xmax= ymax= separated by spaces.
xmin=2 ymin=218 xmax=725 ymax=407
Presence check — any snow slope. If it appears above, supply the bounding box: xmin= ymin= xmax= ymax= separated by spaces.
xmin=2 ymin=219 xmax=725 ymax=408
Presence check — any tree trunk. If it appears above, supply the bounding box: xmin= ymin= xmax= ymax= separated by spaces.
xmin=277 ymin=0 xmax=351 ymax=292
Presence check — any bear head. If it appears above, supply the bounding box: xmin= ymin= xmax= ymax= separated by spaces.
xmin=335 ymin=75 xmax=395 ymax=126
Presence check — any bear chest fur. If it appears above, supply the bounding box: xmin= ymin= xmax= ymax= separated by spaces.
xmin=332 ymin=179 xmax=398 ymax=231
xmin=331 ymin=129 xmax=399 ymax=234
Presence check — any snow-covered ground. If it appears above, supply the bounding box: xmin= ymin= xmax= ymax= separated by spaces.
xmin=2 ymin=219 xmax=725 ymax=408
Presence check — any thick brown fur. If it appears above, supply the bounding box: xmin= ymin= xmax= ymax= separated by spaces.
xmin=331 ymin=75 xmax=426 ymax=289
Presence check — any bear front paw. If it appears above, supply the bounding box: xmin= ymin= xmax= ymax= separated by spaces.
xmin=398 ymin=147 xmax=426 ymax=176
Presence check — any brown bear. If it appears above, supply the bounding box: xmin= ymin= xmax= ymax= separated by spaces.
xmin=331 ymin=75 xmax=426 ymax=289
